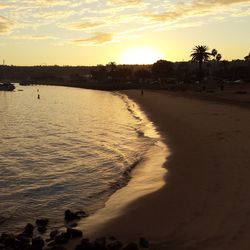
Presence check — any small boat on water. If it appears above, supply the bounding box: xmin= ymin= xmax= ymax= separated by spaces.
xmin=0 ymin=83 xmax=15 ymax=91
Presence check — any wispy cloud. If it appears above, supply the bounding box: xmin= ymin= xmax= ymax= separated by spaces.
xmin=62 ymin=21 xmax=102 ymax=31
xmin=0 ymin=16 xmax=14 ymax=34
xmin=73 ymin=33 xmax=114 ymax=45
xmin=10 ymin=34 xmax=58 ymax=40
xmin=34 ymin=0 xmax=70 ymax=6
xmin=0 ymin=0 xmax=249 ymax=46
xmin=145 ymin=0 xmax=250 ymax=22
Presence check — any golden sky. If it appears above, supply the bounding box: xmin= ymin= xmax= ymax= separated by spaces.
xmin=0 ymin=0 xmax=250 ymax=65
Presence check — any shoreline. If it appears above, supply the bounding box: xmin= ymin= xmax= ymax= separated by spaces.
xmin=66 ymin=92 xmax=170 ymax=249
xmin=74 ymin=89 xmax=250 ymax=250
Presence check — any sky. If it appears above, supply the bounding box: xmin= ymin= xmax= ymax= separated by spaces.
xmin=0 ymin=0 xmax=250 ymax=66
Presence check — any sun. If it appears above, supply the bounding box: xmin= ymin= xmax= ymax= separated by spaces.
xmin=119 ymin=46 xmax=165 ymax=65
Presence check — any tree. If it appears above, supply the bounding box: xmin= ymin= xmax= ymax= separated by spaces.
xmin=211 ymin=49 xmax=218 ymax=57
xmin=190 ymin=45 xmax=211 ymax=81
xmin=106 ymin=62 xmax=117 ymax=78
xmin=134 ymin=69 xmax=151 ymax=80
xmin=244 ymin=53 xmax=250 ymax=61
xmin=107 ymin=62 xmax=116 ymax=72
xmin=216 ymin=54 xmax=222 ymax=62
xmin=91 ymin=65 xmax=107 ymax=81
xmin=152 ymin=60 xmax=174 ymax=78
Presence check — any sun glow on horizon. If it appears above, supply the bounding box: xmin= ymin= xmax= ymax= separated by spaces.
xmin=119 ymin=46 xmax=165 ymax=65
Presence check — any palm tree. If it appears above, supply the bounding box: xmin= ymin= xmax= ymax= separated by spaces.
xmin=211 ymin=49 xmax=218 ymax=57
xmin=190 ymin=45 xmax=211 ymax=81
xmin=216 ymin=53 xmax=222 ymax=62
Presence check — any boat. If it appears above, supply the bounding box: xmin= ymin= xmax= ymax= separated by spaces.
xmin=0 ymin=83 xmax=15 ymax=91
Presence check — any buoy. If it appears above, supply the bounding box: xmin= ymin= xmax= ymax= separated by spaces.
xmin=38 ymin=94 xmax=40 ymax=99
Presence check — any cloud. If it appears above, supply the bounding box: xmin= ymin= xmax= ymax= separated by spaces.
xmin=73 ymin=33 xmax=114 ymax=45
xmin=34 ymin=0 xmax=70 ymax=6
xmin=231 ymin=6 xmax=250 ymax=15
xmin=145 ymin=0 xmax=250 ymax=22
xmin=0 ymin=16 xmax=14 ymax=34
xmin=10 ymin=34 xmax=58 ymax=40
xmin=62 ymin=21 xmax=102 ymax=31
xmin=0 ymin=4 xmax=10 ymax=9
xmin=109 ymin=0 xmax=143 ymax=6
xmin=34 ymin=9 xmax=75 ymax=19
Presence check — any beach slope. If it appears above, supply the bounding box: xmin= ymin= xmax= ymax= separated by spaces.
xmin=86 ymin=90 xmax=250 ymax=250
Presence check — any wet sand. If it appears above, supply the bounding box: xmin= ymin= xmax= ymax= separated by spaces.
xmin=74 ymin=90 xmax=250 ymax=250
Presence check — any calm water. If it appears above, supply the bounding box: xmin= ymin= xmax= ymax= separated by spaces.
xmin=0 ymin=85 xmax=158 ymax=233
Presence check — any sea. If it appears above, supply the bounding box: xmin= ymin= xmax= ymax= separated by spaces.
xmin=0 ymin=85 xmax=164 ymax=233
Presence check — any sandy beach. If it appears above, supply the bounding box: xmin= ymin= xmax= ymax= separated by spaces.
xmin=75 ymin=89 xmax=250 ymax=250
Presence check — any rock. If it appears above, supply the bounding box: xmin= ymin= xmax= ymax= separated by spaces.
xmin=50 ymin=230 xmax=59 ymax=239
xmin=67 ymin=228 xmax=83 ymax=238
xmin=69 ymin=222 xmax=78 ymax=228
xmin=94 ymin=237 xmax=106 ymax=249
xmin=45 ymin=237 xmax=54 ymax=243
xmin=75 ymin=245 xmax=84 ymax=250
xmin=38 ymin=225 xmax=47 ymax=234
xmin=75 ymin=211 xmax=88 ymax=218
xmin=1 ymin=233 xmax=16 ymax=247
xmin=54 ymin=232 xmax=70 ymax=245
xmin=109 ymin=236 xmax=116 ymax=241
xmin=32 ymin=236 xmax=45 ymax=249
xmin=16 ymin=233 xmax=31 ymax=244
xmin=107 ymin=240 xmax=123 ymax=250
xmin=24 ymin=223 xmax=34 ymax=236
xmin=64 ymin=210 xmax=80 ymax=221
xmin=139 ymin=238 xmax=149 ymax=248
xmin=36 ymin=218 xmax=49 ymax=227
xmin=76 ymin=238 xmax=92 ymax=250
xmin=123 ymin=242 xmax=138 ymax=250
xmin=64 ymin=209 xmax=76 ymax=221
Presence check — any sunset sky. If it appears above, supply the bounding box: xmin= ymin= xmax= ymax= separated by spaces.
xmin=0 ymin=0 xmax=250 ymax=66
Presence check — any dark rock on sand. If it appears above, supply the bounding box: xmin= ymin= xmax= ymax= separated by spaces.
xmin=50 ymin=229 xmax=60 ymax=239
xmin=94 ymin=237 xmax=106 ymax=249
xmin=107 ymin=240 xmax=123 ymax=250
xmin=75 ymin=238 xmax=91 ymax=250
xmin=16 ymin=233 xmax=31 ymax=244
xmin=36 ymin=218 xmax=49 ymax=227
xmin=64 ymin=210 xmax=78 ymax=221
xmin=24 ymin=223 xmax=34 ymax=236
xmin=38 ymin=225 xmax=47 ymax=234
xmin=69 ymin=222 xmax=78 ymax=228
xmin=32 ymin=236 xmax=45 ymax=249
xmin=64 ymin=210 xmax=88 ymax=221
xmin=67 ymin=228 xmax=83 ymax=238
xmin=54 ymin=232 xmax=70 ymax=245
xmin=123 ymin=242 xmax=138 ymax=250
xmin=75 ymin=211 xmax=88 ymax=218
xmin=1 ymin=233 xmax=16 ymax=247
xmin=139 ymin=238 xmax=149 ymax=248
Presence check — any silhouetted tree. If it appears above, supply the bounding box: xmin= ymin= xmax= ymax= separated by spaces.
xmin=107 ymin=62 xmax=116 ymax=72
xmin=176 ymin=62 xmax=190 ymax=82
xmin=216 ymin=54 xmax=222 ymax=62
xmin=134 ymin=69 xmax=151 ymax=80
xmin=115 ymin=67 xmax=133 ymax=80
xmin=190 ymin=45 xmax=211 ymax=81
xmin=244 ymin=53 xmax=250 ymax=61
xmin=106 ymin=62 xmax=117 ymax=78
xmin=152 ymin=60 xmax=174 ymax=78
xmin=211 ymin=49 xmax=218 ymax=57
xmin=91 ymin=65 xmax=107 ymax=81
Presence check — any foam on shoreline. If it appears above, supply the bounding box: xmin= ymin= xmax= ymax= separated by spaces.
xmin=69 ymin=93 xmax=169 ymax=245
